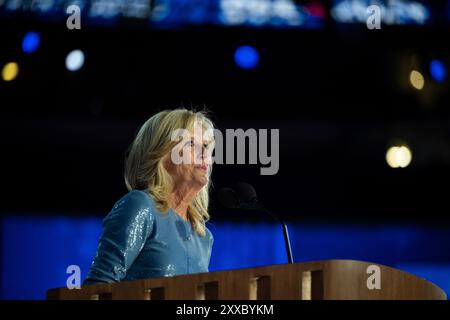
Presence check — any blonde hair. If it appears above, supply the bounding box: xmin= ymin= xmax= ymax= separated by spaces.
xmin=124 ymin=108 xmax=214 ymax=237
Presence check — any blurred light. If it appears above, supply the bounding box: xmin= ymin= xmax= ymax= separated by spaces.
xmin=234 ymin=46 xmax=259 ymax=70
xmin=22 ymin=32 xmax=41 ymax=54
xmin=65 ymin=50 xmax=85 ymax=71
xmin=2 ymin=62 xmax=19 ymax=82
xmin=306 ymin=2 xmax=326 ymax=18
xmin=331 ymin=0 xmax=429 ymax=25
xmin=430 ymin=60 xmax=446 ymax=83
xmin=386 ymin=146 xmax=412 ymax=168
xmin=409 ymin=70 xmax=424 ymax=90
xmin=220 ymin=0 xmax=305 ymax=27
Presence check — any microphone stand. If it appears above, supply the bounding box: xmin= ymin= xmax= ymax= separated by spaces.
xmin=244 ymin=202 xmax=294 ymax=264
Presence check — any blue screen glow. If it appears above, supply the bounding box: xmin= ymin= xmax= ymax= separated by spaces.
xmin=1 ymin=216 xmax=450 ymax=299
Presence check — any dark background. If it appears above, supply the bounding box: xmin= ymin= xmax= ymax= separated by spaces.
xmin=1 ymin=23 xmax=449 ymax=223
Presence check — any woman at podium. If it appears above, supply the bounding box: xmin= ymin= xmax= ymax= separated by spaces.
xmin=83 ymin=109 xmax=215 ymax=285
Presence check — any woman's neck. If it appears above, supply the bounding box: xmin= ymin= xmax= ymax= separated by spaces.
xmin=169 ymin=184 xmax=198 ymax=221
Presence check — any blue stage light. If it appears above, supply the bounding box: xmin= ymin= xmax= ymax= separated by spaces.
xmin=3 ymin=216 xmax=450 ymax=299
xmin=430 ymin=60 xmax=446 ymax=83
xmin=234 ymin=46 xmax=259 ymax=70
xmin=22 ymin=32 xmax=41 ymax=54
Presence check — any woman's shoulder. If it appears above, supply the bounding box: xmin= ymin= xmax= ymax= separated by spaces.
xmin=105 ymin=189 xmax=157 ymax=222
xmin=115 ymin=189 xmax=155 ymax=208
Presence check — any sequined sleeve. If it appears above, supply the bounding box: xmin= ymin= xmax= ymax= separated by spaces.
xmin=207 ymin=227 xmax=214 ymax=269
xmin=84 ymin=190 xmax=154 ymax=284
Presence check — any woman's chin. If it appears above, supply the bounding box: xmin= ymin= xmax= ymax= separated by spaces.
xmin=194 ymin=175 xmax=209 ymax=188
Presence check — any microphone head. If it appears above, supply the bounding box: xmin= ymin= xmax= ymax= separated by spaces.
xmin=234 ymin=182 xmax=257 ymax=204
xmin=217 ymin=187 xmax=241 ymax=209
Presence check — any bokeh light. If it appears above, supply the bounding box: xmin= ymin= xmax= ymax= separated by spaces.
xmin=234 ymin=45 xmax=259 ymax=70
xmin=430 ymin=60 xmax=446 ymax=83
xmin=22 ymin=31 xmax=41 ymax=54
xmin=65 ymin=50 xmax=85 ymax=71
xmin=2 ymin=62 xmax=19 ymax=82
xmin=409 ymin=70 xmax=425 ymax=90
xmin=386 ymin=145 xmax=412 ymax=168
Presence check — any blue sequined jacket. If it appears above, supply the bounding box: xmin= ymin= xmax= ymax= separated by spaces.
xmin=84 ymin=189 xmax=214 ymax=284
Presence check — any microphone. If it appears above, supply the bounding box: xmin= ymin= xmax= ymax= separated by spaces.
xmin=217 ymin=187 xmax=240 ymax=209
xmin=217 ymin=182 xmax=294 ymax=264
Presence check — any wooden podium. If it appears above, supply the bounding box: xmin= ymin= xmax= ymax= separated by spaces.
xmin=47 ymin=260 xmax=446 ymax=300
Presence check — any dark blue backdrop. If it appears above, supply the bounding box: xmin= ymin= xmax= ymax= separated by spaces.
xmin=1 ymin=216 xmax=449 ymax=299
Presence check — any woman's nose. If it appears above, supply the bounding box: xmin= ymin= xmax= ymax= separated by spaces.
xmin=193 ymin=144 xmax=205 ymax=160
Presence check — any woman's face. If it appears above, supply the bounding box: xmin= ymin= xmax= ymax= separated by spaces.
xmin=165 ymin=123 xmax=214 ymax=191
